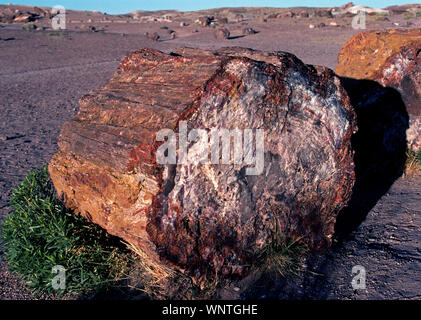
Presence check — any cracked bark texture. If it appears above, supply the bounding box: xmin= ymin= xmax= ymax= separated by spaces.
xmin=336 ymin=29 xmax=421 ymax=152
xmin=49 ymin=47 xmax=356 ymax=279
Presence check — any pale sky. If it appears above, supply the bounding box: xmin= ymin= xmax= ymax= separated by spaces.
xmin=0 ymin=1 xmax=418 ymax=14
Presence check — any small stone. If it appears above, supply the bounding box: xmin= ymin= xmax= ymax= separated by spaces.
xmin=242 ymin=27 xmax=257 ymax=35
xmin=145 ymin=32 xmax=160 ymax=41
xmin=214 ymin=27 xmax=230 ymax=40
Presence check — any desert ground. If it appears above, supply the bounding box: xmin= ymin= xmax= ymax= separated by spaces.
xmin=0 ymin=3 xmax=420 ymax=299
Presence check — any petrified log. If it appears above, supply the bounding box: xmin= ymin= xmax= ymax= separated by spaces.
xmin=214 ymin=28 xmax=230 ymax=40
xmin=336 ymin=29 xmax=421 ymax=151
xmin=49 ymin=47 xmax=356 ymax=279
xmin=145 ymin=32 xmax=160 ymax=41
xmin=196 ymin=16 xmax=212 ymax=26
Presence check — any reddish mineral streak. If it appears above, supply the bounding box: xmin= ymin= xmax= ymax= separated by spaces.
xmin=49 ymin=47 xmax=357 ymax=279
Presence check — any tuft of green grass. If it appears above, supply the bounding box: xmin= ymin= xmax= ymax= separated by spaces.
xmin=256 ymin=236 xmax=308 ymax=277
xmin=417 ymin=11 xmax=421 ymax=17
xmin=404 ymin=149 xmax=421 ymax=177
xmin=1 ymin=166 xmax=134 ymax=296
xmin=160 ymin=26 xmax=169 ymax=29
xmin=253 ymin=213 xmax=309 ymax=277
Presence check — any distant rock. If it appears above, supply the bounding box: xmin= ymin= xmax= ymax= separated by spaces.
xmin=168 ymin=30 xmax=176 ymax=39
xmin=214 ymin=27 xmax=230 ymax=40
xmin=0 ymin=7 xmax=40 ymax=23
xmin=217 ymin=17 xmax=228 ymax=24
xmin=145 ymin=32 xmax=160 ymax=41
xmin=267 ymin=13 xmax=281 ymax=19
xmin=13 ymin=14 xmax=34 ymax=22
xmin=336 ymin=29 xmax=421 ymax=151
xmin=281 ymin=11 xmax=295 ymax=18
xmin=196 ymin=16 xmax=212 ymax=27
xmin=242 ymin=27 xmax=258 ymax=35
xmin=340 ymin=2 xmax=355 ymax=10
xmin=235 ymin=14 xmax=244 ymax=22
xmin=297 ymin=11 xmax=309 ymax=18
xmin=389 ymin=8 xmax=408 ymax=15
xmin=315 ymin=9 xmax=333 ymax=18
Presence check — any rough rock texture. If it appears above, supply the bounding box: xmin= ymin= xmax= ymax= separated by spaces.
xmin=196 ymin=16 xmax=212 ymax=27
xmin=215 ymin=28 xmax=230 ymax=40
xmin=49 ymin=47 xmax=356 ymax=279
xmin=145 ymin=32 xmax=160 ymax=41
xmin=0 ymin=6 xmax=51 ymax=23
xmin=336 ymin=29 xmax=421 ymax=151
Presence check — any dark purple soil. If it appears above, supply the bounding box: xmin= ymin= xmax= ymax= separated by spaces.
xmin=1 ymin=14 xmax=420 ymax=299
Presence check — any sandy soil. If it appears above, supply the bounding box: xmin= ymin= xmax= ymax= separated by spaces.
xmin=0 ymin=4 xmax=420 ymax=300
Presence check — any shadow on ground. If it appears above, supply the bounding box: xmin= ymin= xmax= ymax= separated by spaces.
xmin=334 ymin=78 xmax=409 ymax=240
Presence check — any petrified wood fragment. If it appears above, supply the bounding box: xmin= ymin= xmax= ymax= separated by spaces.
xmin=336 ymin=29 xmax=421 ymax=151
xmin=49 ymin=47 xmax=356 ymax=278
xmin=214 ymin=28 xmax=230 ymax=40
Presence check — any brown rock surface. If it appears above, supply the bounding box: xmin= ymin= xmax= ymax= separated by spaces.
xmin=214 ymin=28 xmax=230 ymax=40
xmin=49 ymin=47 xmax=356 ymax=279
xmin=336 ymin=29 xmax=421 ymax=151
xmin=196 ymin=16 xmax=212 ymax=26
xmin=145 ymin=32 xmax=160 ymax=41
